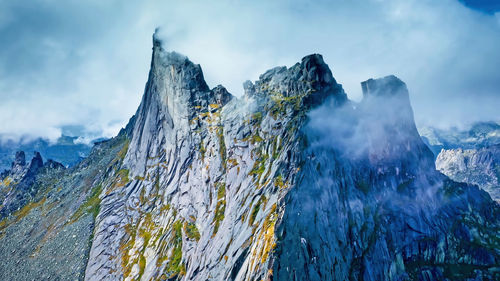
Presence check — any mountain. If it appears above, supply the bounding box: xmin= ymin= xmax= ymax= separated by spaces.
xmin=0 ymin=135 xmax=96 ymax=171
xmin=419 ymin=122 xmax=500 ymax=158
xmin=436 ymin=145 xmax=500 ymax=202
xmin=0 ymin=151 xmax=64 ymax=218
xmin=419 ymin=123 xmax=500 ymax=202
xmin=0 ymin=32 xmax=499 ymax=281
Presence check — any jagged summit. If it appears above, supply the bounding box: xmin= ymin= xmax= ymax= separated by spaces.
xmin=152 ymin=27 xmax=162 ymax=48
xmin=150 ymin=30 xmax=344 ymax=116
xmin=148 ymin=30 xmax=214 ymax=108
xmin=30 ymin=151 xmax=43 ymax=168
xmin=149 ymin=31 xmax=234 ymax=109
xmin=13 ymin=151 xmax=26 ymax=167
xmin=360 ymin=75 xmax=416 ymax=126
xmin=0 ymin=150 xmax=64 ymax=219
xmin=8 ymin=150 xmax=43 ymax=177
xmin=151 ymin=31 xmax=203 ymax=92
xmin=244 ymin=53 xmax=347 ymax=111
xmin=299 ymin=53 xmax=337 ymax=87
xmin=123 ymin=32 xmax=235 ymax=175
xmin=361 ymin=75 xmax=407 ymax=98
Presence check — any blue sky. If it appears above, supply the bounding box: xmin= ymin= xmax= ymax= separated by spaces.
xmin=0 ymin=0 xmax=499 ymax=142
xmin=461 ymin=0 xmax=500 ymax=14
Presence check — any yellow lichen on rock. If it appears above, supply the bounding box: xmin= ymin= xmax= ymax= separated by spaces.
xmin=248 ymin=203 xmax=277 ymax=274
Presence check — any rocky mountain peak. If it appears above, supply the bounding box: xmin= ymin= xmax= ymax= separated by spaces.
xmin=13 ymin=151 xmax=26 ymax=167
xmin=152 ymin=27 xmax=162 ymax=48
xmin=245 ymin=53 xmax=347 ymax=111
xmin=144 ymin=31 xmax=234 ymax=116
xmin=124 ymin=32 xmax=236 ymax=175
xmin=8 ymin=151 xmax=26 ymax=177
xmin=30 ymin=151 xmax=43 ymax=167
xmin=349 ymin=75 xmax=435 ymax=167
xmin=360 ymin=75 xmax=416 ymax=125
xmin=22 ymin=151 xmax=44 ymax=178
xmin=150 ymin=33 xmax=210 ymax=99
xmin=11 ymin=151 xmax=26 ymax=173
xmin=300 ymin=53 xmax=335 ymax=84
xmin=361 ymin=75 xmax=408 ymax=98
xmin=0 ymin=150 xmax=65 ymax=219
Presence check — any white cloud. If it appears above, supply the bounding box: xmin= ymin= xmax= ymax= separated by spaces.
xmin=0 ymin=0 xmax=499 ymax=142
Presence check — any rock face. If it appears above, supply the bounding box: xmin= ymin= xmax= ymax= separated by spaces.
xmin=1 ymin=32 xmax=499 ymax=281
xmin=436 ymin=145 xmax=500 ymax=202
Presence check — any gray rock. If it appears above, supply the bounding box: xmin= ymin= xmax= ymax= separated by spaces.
xmin=436 ymin=144 xmax=500 ymax=202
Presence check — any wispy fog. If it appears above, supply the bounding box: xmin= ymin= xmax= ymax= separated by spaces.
xmin=307 ymin=76 xmax=423 ymax=163
xmin=0 ymin=0 xmax=499 ymax=142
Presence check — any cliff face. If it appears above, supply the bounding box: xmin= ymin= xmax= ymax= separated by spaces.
xmin=0 ymin=32 xmax=499 ymax=281
xmin=273 ymin=75 xmax=498 ymax=281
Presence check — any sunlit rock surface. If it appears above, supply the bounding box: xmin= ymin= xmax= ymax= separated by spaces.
xmin=0 ymin=32 xmax=498 ymax=281
xmin=436 ymin=145 xmax=500 ymax=202
xmin=420 ymin=122 xmax=500 ymax=202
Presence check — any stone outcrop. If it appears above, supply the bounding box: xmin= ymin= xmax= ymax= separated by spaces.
xmin=0 ymin=151 xmax=64 ymax=218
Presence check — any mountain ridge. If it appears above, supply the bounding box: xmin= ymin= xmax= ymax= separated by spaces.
xmin=0 ymin=134 xmax=97 ymax=171
xmin=420 ymin=121 xmax=500 ymax=202
xmin=436 ymin=144 xmax=500 ymax=202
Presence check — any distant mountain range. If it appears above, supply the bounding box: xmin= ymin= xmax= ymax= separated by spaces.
xmin=419 ymin=121 xmax=500 ymax=157
xmin=0 ymin=135 xmax=101 ymax=171
xmin=420 ymin=122 xmax=500 ymax=202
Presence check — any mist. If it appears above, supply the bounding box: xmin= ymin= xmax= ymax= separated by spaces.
xmin=305 ymin=75 xmax=446 ymax=214
xmin=0 ymin=0 xmax=499 ymax=142
xmin=307 ymin=76 xmax=425 ymax=163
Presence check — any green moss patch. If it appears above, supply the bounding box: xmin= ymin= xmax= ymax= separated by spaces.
xmin=212 ymin=182 xmax=227 ymax=236
xmin=183 ymin=221 xmax=200 ymax=241
xmin=164 ymin=220 xmax=186 ymax=278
